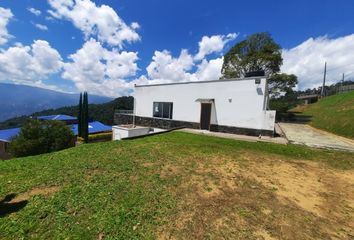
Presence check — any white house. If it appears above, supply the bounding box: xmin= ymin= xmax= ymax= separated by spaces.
xmin=115 ymin=77 xmax=276 ymax=136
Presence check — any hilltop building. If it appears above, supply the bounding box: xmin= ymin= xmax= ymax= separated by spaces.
xmin=115 ymin=77 xmax=276 ymax=137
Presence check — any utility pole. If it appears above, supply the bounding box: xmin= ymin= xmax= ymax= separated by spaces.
xmin=321 ymin=62 xmax=327 ymax=97
xmin=340 ymin=73 xmax=345 ymax=93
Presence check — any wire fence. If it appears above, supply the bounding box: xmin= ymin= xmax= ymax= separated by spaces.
xmin=325 ymin=84 xmax=354 ymax=96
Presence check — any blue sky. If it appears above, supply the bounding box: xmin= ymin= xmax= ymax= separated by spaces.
xmin=1 ymin=0 xmax=354 ymax=97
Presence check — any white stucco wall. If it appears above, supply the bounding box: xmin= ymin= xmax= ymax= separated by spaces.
xmin=134 ymin=78 xmax=275 ymax=131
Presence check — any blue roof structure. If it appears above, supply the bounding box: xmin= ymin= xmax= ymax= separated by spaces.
xmin=37 ymin=115 xmax=77 ymax=121
xmin=0 ymin=128 xmax=21 ymax=142
xmin=71 ymin=121 xmax=112 ymax=136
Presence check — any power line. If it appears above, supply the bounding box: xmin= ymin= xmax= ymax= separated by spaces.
xmin=344 ymin=71 xmax=354 ymax=79
xmin=325 ymin=62 xmax=354 ymax=73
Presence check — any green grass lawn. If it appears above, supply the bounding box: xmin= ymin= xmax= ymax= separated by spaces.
xmin=292 ymin=91 xmax=354 ymax=139
xmin=1 ymin=132 xmax=353 ymax=239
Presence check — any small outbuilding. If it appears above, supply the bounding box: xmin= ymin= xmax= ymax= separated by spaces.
xmin=115 ymin=77 xmax=276 ymax=137
xmin=0 ymin=127 xmax=20 ymax=159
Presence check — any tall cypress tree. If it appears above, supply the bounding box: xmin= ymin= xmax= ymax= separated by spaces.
xmin=83 ymin=92 xmax=89 ymax=143
xmin=78 ymin=93 xmax=83 ymax=137
xmin=81 ymin=92 xmax=86 ymax=140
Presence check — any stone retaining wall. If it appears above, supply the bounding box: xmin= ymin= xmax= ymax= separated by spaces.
xmin=114 ymin=114 xmax=274 ymax=137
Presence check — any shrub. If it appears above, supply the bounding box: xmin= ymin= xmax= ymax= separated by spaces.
xmin=9 ymin=119 xmax=75 ymax=157
xmin=269 ymin=99 xmax=292 ymax=113
xmin=88 ymin=132 xmax=112 ymax=142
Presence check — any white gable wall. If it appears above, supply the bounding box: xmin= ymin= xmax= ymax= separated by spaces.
xmin=134 ymin=78 xmax=275 ymax=131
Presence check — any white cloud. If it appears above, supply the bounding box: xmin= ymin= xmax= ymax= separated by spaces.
xmin=194 ymin=33 xmax=237 ymax=61
xmin=0 ymin=2 xmax=234 ymax=96
xmin=0 ymin=7 xmax=13 ymax=45
xmin=47 ymin=0 xmax=140 ymax=48
xmin=131 ymin=22 xmax=140 ymax=30
xmin=140 ymin=34 xmax=236 ymax=86
xmin=61 ymin=35 xmax=224 ymax=97
xmin=195 ymin=57 xmax=224 ymax=80
xmin=28 ymin=7 xmax=41 ymax=16
xmin=34 ymin=23 xmax=48 ymax=31
xmin=146 ymin=49 xmax=196 ymax=82
xmin=62 ymin=38 xmax=138 ymax=97
xmin=143 ymin=50 xmax=224 ymax=85
xmin=0 ymin=40 xmax=63 ymax=85
xmin=45 ymin=16 xmax=55 ymax=21
xmin=282 ymin=34 xmax=354 ymax=89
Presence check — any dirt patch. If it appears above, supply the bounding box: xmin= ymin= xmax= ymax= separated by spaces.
xmin=255 ymin=229 xmax=276 ymax=240
xmin=157 ymin=151 xmax=354 ymax=239
xmin=160 ymin=164 xmax=181 ymax=178
xmin=242 ymin=155 xmax=324 ymax=215
xmin=10 ymin=186 xmax=60 ymax=203
xmin=241 ymin=152 xmax=354 ymax=237
xmin=142 ymin=162 xmax=155 ymax=167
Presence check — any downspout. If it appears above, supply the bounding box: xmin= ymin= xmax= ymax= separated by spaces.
xmin=133 ymin=85 xmax=136 ymax=128
xmin=133 ymin=97 xmax=136 ymax=128
xmin=263 ymin=78 xmax=269 ymax=111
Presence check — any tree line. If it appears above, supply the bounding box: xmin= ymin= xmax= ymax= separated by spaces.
xmin=7 ymin=93 xmax=133 ymax=157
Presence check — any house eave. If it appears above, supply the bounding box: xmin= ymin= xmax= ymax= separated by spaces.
xmin=134 ymin=77 xmax=265 ymax=88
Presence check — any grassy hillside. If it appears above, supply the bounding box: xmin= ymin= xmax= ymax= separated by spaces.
xmin=1 ymin=132 xmax=353 ymax=239
xmin=292 ymin=91 xmax=354 ymax=139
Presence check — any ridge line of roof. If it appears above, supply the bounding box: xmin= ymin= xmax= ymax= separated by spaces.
xmin=134 ymin=77 xmax=265 ymax=88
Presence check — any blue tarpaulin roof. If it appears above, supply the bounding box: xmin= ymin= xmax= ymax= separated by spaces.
xmin=71 ymin=121 xmax=112 ymax=135
xmin=0 ymin=121 xmax=111 ymax=143
xmin=0 ymin=128 xmax=21 ymax=142
xmin=37 ymin=115 xmax=77 ymax=121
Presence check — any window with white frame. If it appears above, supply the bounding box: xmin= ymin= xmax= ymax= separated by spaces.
xmin=153 ymin=102 xmax=173 ymax=119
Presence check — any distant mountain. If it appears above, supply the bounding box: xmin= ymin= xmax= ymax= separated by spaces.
xmin=0 ymin=96 xmax=134 ymax=130
xmin=0 ymin=83 xmax=112 ymax=121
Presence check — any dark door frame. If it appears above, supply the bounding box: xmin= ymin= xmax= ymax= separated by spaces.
xmin=200 ymin=103 xmax=212 ymax=130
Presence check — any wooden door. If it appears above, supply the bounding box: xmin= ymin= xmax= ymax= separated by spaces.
xmin=200 ymin=103 xmax=211 ymax=130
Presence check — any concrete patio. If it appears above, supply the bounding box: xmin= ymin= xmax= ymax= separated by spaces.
xmin=279 ymin=123 xmax=354 ymax=152
xmin=178 ymin=128 xmax=288 ymax=145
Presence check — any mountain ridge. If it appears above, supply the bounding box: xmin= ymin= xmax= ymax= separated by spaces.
xmin=0 ymin=83 xmax=113 ymax=121
xmin=0 ymin=96 xmax=134 ymax=130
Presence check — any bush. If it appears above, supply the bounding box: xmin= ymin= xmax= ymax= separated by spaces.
xmin=9 ymin=119 xmax=75 ymax=157
xmin=269 ymin=99 xmax=292 ymax=113
xmin=88 ymin=132 xmax=112 ymax=142
xmin=76 ymin=132 xmax=112 ymax=143
xmin=269 ymin=91 xmax=300 ymax=113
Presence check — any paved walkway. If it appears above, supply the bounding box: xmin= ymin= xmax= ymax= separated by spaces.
xmin=178 ymin=128 xmax=288 ymax=145
xmin=279 ymin=123 xmax=354 ymax=152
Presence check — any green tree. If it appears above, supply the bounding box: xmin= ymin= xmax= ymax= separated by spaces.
xmin=268 ymin=73 xmax=298 ymax=98
xmin=83 ymin=92 xmax=89 ymax=143
xmin=221 ymin=32 xmax=282 ymax=79
xmin=269 ymin=92 xmax=299 ymax=113
xmin=9 ymin=119 xmax=75 ymax=157
xmin=78 ymin=93 xmax=82 ymax=137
